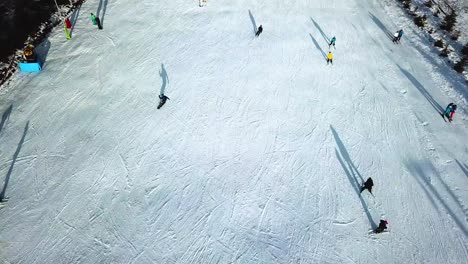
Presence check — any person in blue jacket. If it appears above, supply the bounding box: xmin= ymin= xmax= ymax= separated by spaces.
xmin=393 ymin=29 xmax=403 ymax=43
xmin=397 ymin=29 xmax=403 ymax=40
xmin=329 ymin=36 xmax=336 ymax=48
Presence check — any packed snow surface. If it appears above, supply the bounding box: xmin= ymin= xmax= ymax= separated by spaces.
xmin=0 ymin=0 xmax=467 ymax=263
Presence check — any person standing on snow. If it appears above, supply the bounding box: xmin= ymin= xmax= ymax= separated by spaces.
xmin=397 ymin=29 xmax=403 ymax=41
xmin=329 ymin=36 xmax=336 ymax=48
xmin=393 ymin=29 xmax=403 ymax=43
xmin=255 ymin=25 xmax=263 ymax=37
xmin=90 ymin=13 xmax=97 ymax=25
xmin=158 ymin=94 xmax=170 ymax=109
xmin=64 ymin=23 xmax=71 ymax=40
xmin=327 ymin=51 xmax=333 ymax=64
xmin=375 ymin=220 xmax=388 ymax=233
xmin=360 ymin=177 xmax=374 ymax=194
xmin=443 ymin=103 xmax=457 ymax=122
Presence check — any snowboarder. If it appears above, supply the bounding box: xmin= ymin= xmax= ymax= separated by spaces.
xmin=374 ymin=220 xmax=388 ymax=233
xmin=255 ymin=25 xmax=263 ymax=37
xmin=90 ymin=13 xmax=97 ymax=25
xmin=360 ymin=177 xmax=374 ymax=194
xmin=327 ymin=51 xmax=333 ymax=64
xmin=329 ymin=36 xmax=336 ymax=48
xmin=157 ymin=94 xmax=170 ymax=109
xmin=443 ymin=103 xmax=457 ymax=122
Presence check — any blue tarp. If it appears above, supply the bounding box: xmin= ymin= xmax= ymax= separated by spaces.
xmin=19 ymin=62 xmax=42 ymax=72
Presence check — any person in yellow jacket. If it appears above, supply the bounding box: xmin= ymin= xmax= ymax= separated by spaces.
xmin=327 ymin=51 xmax=333 ymax=65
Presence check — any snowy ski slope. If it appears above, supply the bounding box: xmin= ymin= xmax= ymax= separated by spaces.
xmin=0 ymin=0 xmax=467 ymax=263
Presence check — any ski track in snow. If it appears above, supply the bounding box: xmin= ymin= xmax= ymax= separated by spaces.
xmin=0 ymin=0 xmax=467 ymax=263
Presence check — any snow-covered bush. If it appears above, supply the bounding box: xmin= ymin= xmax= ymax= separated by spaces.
xmin=414 ymin=15 xmax=427 ymax=28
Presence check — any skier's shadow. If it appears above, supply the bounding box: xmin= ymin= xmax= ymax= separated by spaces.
xmin=331 ymin=125 xmax=377 ymax=230
xmin=0 ymin=121 xmax=29 ymax=202
xmin=455 ymin=160 xmax=468 ymax=178
xmin=368 ymin=12 xmax=394 ymax=41
xmin=159 ymin=63 xmax=169 ymax=95
xmin=309 ymin=33 xmax=327 ymax=60
xmin=398 ymin=66 xmax=444 ymax=114
xmin=69 ymin=3 xmax=82 ymax=36
xmin=248 ymin=10 xmax=257 ymax=36
xmin=310 ymin=18 xmax=330 ymax=44
xmin=97 ymin=0 xmax=108 ymax=27
xmin=0 ymin=105 xmax=12 ymax=134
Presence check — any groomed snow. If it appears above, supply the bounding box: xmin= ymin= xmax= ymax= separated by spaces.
xmin=0 ymin=0 xmax=467 ymax=263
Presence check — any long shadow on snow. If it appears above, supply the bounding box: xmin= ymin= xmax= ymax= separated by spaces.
xmin=391 ymin=5 xmax=468 ymax=109
xmin=35 ymin=39 xmax=51 ymax=67
xmin=0 ymin=121 xmax=29 ymax=202
xmin=455 ymin=160 xmax=468 ymax=178
xmin=97 ymin=0 xmax=108 ymax=27
xmin=398 ymin=65 xmax=444 ymax=114
xmin=368 ymin=12 xmax=394 ymax=41
xmin=405 ymin=160 xmax=468 ymax=236
xmin=248 ymin=10 xmax=257 ymax=36
xmin=310 ymin=18 xmax=330 ymax=44
xmin=159 ymin=63 xmax=169 ymax=95
xmin=309 ymin=34 xmax=327 ymax=60
xmin=69 ymin=2 xmax=82 ymax=36
xmin=331 ymin=126 xmax=376 ymax=229
xmin=0 ymin=105 xmax=12 ymax=133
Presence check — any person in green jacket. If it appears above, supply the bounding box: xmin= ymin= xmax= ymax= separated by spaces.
xmin=90 ymin=13 xmax=97 ymax=25
xmin=64 ymin=23 xmax=71 ymax=40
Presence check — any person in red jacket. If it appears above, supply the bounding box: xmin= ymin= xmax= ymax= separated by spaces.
xmin=443 ymin=103 xmax=457 ymax=122
xmin=375 ymin=220 xmax=388 ymax=233
xmin=448 ymin=104 xmax=457 ymax=122
xmin=65 ymin=18 xmax=72 ymax=29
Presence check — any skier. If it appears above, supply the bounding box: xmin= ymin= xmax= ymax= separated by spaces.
xmin=255 ymin=25 xmax=263 ymax=37
xmin=90 ymin=13 xmax=97 ymax=25
xmin=443 ymin=103 xmax=457 ymax=122
xmin=449 ymin=104 xmax=457 ymax=122
xmin=360 ymin=177 xmax=374 ymax=194
xmin=397 ymin=29 xmax=403 ymax=41
xmin=65 ymin=17 xmax=72 ymax=29
xmin=393 ymin=29 xmax=403 ymax=43
xmin=157 ymin=94 xmax=170 ymax=109
xmin=329 ymin=36 xmax=336 ymax=48
xmin=64 ymin=23 xmax=71 ymax=40
xmin=374 ymin=220 xmax=388 ymax=233
xmin=327 ymin=51 xmax=333 ymax=65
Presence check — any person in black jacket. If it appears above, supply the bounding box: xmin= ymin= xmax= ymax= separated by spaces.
xmin=255 ymin=25 xmax=263 ymax=37
xmin=360 ymin=177 xmax=374 ymax=194
xmin=157 ymin=94 xmax=170 ymax=109
xmin=375 ymin=220 xmax=388 ymax=233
